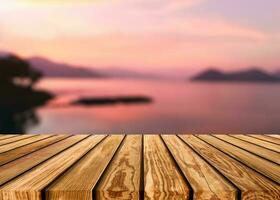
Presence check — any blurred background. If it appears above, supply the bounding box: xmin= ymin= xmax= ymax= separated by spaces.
xmin=0 ymin=0 xmax=280 ymax=134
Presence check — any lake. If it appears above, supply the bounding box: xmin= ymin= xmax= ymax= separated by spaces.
xmin=31 ymin=78 xmax=280 ymax=134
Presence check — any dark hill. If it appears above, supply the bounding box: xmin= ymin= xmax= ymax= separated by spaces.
xmin=275 ymin=70 xmax=280 ymax=78
xmin=191 ymin=68 xmax=280 ymax=82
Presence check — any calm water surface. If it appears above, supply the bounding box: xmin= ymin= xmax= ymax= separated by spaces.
xmin=31 ymin=78 xmax=280 ymax=133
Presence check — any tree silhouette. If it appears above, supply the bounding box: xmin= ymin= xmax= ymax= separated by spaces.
xmin=0 ymin=55 xmax=42 ymax=87
xmin=0 ymin=54 xmax=53 ymax=133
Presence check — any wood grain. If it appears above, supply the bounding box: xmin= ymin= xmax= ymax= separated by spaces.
xmin=249 ymin=135 xmax=280 ymax=145
xmin=95 ymin=135 xmax=141 ymax=200
xmin=215 ymin=135 xmax=280 ymax=164
xmin=180 ymin=135 xmax=280 ymax=200
xmin=0 ymin=135 xmax=105 ymax=200
xmin=0 ymin=135 xmax=70 ymax=166
xmin=144 ymin=135 xmax=189 ymax=200
xmin=0 ymin=134 xmax=53 ymax=153
xmin=0 ymin=135 xmax=36 ymax=146
xmin=162 ymin=135 xmax=236 ymax=200
xmin=0 ymin=135 xmax=18 ymax=141
xmin=199 ymin=135 xmax=280 ymax=183
xmin=46 ymin=135 xmax=123 ymax=200
xmin=267 ymin=134 xmax=280 ymax=139
xmin=0 ymin=135 xmax=89 ymax=186
xmin=231 ymin=135 xmax=280 ymax=153
xmin=0 ymin=134 xmax=279 ymax=200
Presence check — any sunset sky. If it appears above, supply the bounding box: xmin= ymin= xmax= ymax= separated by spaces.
xmin=0 ymin=0 xmax=279 ymax=72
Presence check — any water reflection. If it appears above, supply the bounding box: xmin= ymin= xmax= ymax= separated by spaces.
xmin=0 ymin=108 xmax=39 ymax=133
xmin=33 ymin=78 xmax=280 ymax=134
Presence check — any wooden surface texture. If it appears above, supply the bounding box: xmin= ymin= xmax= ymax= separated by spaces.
xmin=0 ymin=134 xmax=279 ymax=200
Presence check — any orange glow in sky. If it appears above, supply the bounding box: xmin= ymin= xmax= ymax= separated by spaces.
xmin=0 ymin=0 xmax=279 ymax=71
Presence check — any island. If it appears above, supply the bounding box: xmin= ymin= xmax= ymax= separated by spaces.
xmin=72 ymin=96 xmax=153 ymax=106
xmin=191 ymin=68 xmax=280 ymax=82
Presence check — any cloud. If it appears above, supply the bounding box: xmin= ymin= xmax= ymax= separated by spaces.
xmin=19 ymin=0 xmax=203 ymax=7
xmin=124 ymin=0 xmax=205 ymax=13
xmin=0 ymin=0 xmax=265 ymax=41
xmin=2 ymin=0 xmax=101 ymax=5
xmin=170 ymin=18 xmax=267 ymax=41
xmin=0 ymin=0 xmax=205 ymax=13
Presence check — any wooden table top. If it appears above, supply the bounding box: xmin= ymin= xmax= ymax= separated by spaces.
xmin=0 ymin=134 xmax=279 ymax=200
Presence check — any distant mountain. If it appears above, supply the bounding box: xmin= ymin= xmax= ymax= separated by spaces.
xmin=275 ymin=70 xmax=280 ymax=78
xmin=192 ymin=68 xmax=280 ymax=82
xmin=28 ymin=57 xmax=161 ymax=79
xmin=1 ymin=51 xmax=166 ymax=79
xmin=28 ymin=57 xmax=104 ymax=78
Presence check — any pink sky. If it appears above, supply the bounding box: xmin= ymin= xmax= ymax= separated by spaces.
xmin=0 ymin=0 xmax=279 ymax=71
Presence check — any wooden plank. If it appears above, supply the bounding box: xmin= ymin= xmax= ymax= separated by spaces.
xmin=267 ymin=134 xmax=280 ymax=139
xmin=232 ymin=135 xmax=280 ymax=153
xmin=0 ymin=135 xmax=18 ymax=141
xmin=179 ymin=135 xmax=280 ymax=199
xmin=0 ymin=133 xmax=279 ymax=200
xmin=0 ymin=135 xmax=89 ymax=186
xmin=0 ymin=134 xmax=53 ymax=153
xmin=46 ymin=135 xmax=123 ymax=200
xmin=249 ymin=135 xmax=280 ymax=145
xmin=215 ymin=135 xmax=280 ymax=164
xmin=0 ymin=135 xmax=106 ymax=200
xmin=143 ymin=135 xmax=189 ymax=200
xmin=0 ymin=135 xmax=70 ymax=166
xmin=161 ymin=135 xmax=236 ymax=200
xmin=95 ymin=135 xmax=142 ymax=200
xmin=199 ymin=135 xmax=280 ymax=183
xmin=0 ymin=135 xmax=36 ymax=146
